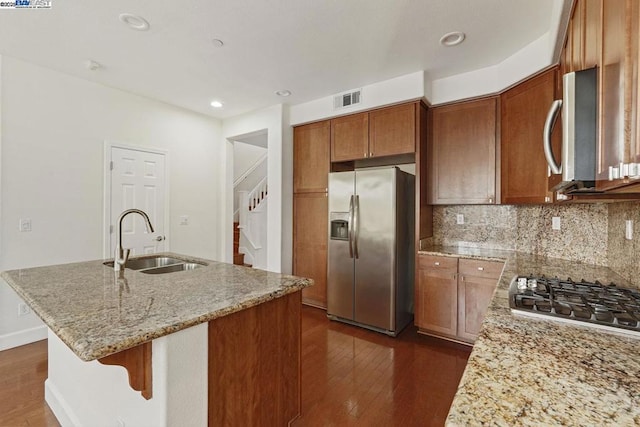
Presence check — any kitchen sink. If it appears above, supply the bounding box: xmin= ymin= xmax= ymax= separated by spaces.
xmin=140 ymin=262 xmax=203 ymax=274
xmin=104 ymin=255 xmax=207 ymax=274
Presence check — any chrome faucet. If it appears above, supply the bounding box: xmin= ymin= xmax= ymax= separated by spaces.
xmin=114 ymin=209 xmax=154 ymax=272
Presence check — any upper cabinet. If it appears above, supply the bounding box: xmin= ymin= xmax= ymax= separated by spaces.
xmin=501 ymin=68 xmax=558 ymax=204
xmin=429 ymin=98 xmax=497 ymax=205
xmin=330 ymin=103 xmax=418 ymax=162
xmin=369 ymin=103 xmax=416 ymax=158
xmin=293 ymin=121 xmax=330 ymax=193
xmin=330 ymin=112 xmax=369 ymax=162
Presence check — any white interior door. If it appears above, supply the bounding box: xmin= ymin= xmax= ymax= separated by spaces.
xmin=110 ymin=146 xmax=166 ymax=257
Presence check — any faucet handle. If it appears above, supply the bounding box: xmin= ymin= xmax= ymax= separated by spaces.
xmin=122 ymin=248 xmax=131 ymax=264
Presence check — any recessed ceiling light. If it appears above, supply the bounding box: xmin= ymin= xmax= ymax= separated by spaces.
xmin=210 ymin=100 xmax=224 ymax=108
xmin=212 ymin=39 xmax=224 ymax=48
xmin=119 ymin=13 xmax=150 ymax=31
xmin=439 ymin=31 xmax=465 ymax=47
xmin=275 ymin=90 xmax=291 ymax=97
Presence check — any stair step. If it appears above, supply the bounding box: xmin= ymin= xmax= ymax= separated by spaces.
xmin=233 ymin=253 xmax=245 ymax=265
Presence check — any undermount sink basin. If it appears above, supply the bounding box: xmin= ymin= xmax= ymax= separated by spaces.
xmin=140 ymin=262 xmax=203 ymax=274
xmin=103 ymin=255 xmax=207 ymax=274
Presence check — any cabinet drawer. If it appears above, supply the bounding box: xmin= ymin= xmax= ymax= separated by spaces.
xmin=418 ymin=255 xmax=458 ymax=272
xmin=458 ymin=259 xmax=504 ymax=280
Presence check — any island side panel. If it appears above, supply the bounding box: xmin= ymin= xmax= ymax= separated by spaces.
xmin=208 ymin=291 xmax=301 ymax=426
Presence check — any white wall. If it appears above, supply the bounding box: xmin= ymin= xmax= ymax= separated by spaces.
xmin=0 ymin=55 xmax=223 ymax=350
xmin=233 ymin=142 xmax=267 ymax=183
xmin=289 ymin=71 xmax=426 ymax=126
xmin=222 ymin=104 xmax=290 ymax=273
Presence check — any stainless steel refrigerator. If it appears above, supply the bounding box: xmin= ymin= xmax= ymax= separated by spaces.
xmin=327 ymin=167 xmax=414 ymax=336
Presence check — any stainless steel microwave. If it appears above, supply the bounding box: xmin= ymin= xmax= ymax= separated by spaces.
xmin=543 ymin=67 xmax=597 ymax=192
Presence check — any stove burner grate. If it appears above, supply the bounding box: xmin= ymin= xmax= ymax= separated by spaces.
xmin=509 ymin=275 xmax=640 ymax=336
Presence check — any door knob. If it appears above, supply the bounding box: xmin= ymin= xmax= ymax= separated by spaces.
xmin=155 ymin=236 xmax=165 ymax=242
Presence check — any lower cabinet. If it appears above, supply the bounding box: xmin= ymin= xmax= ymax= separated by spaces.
xmin=293 ymin=192 xmax=328 ymax=309
xmin=416 ymin=254 xmax=503 ymax=344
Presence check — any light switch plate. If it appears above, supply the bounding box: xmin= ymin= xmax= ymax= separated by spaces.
xmin=552 ymin=216 xmax=561 ymax=231
xmin=179 ymin=215 xmax=189 ymax=226
xmin=19 ymin=218 xmax=32 ymax=232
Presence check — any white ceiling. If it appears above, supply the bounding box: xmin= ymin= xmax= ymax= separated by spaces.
xmin=0 ymin=0 xmax=562 ymax=119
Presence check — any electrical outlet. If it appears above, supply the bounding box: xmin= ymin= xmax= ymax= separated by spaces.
xmin=552 ymin=216 xmax=561 ymax=231
xmin=456 ymin=214 xmax=464 ymax=225
xmin=179 ymin=215 xmax=189 ymax=226
xmin=625 ymin=220 xmax=633 ymax=240
xmin=18 ymin=303 xmax=30 ymax=316
xmin=19 ymin=218 xmax=32 ymax=232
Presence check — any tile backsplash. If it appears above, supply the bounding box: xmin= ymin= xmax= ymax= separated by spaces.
xmin=429 ymin=202 xmax=640 ymax=284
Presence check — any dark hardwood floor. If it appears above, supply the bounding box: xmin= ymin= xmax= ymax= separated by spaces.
xmin=0 ymin=306 xmax=470 ymax=427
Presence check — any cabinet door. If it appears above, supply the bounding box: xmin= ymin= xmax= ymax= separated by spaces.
xmin=330 ymin=112 xmax=369 ymax=162
xmin=294 ymin=193 xmax=328 ymax=309
xmin=293 ymin=121 xmax=330 ymax=193
xmin=571 ymin=3 xmax=584 ymax=71
xmin=583 ymin=0 xmax=601 ymax=70
xmin=369 ymin=103 xmax=416 ymax=158
xmin=416 ymin=255 xmax=458 ymax=337
xmin=501 ymin=68 xmax=557 ymax=204
xmin=457 ymin=259 xmax=503 ymax=342
xmin=430 ymin=98 xmax=497 ymax=205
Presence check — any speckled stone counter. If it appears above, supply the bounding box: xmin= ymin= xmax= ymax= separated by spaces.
xmin=420 ymin=245 xmax=640 ymax=426
xmin=1 ymin=253 xmax=312 ymax=361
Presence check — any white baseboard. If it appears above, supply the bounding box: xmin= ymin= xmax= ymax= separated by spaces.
xmin=45 ymin=379 xmax=81 ymax=427
xmin=0 ymin=325 xmax=47 ymax=351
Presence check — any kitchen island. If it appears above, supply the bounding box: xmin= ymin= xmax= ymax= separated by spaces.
xmin=2 ymin=253 xmax=312 ymax=427
xmin=420 ymin=246 xmax=640 ymax=426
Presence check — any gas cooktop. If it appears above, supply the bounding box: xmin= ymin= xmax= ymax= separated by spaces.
xmin=509 ymin=275 xmax=640 ymax=338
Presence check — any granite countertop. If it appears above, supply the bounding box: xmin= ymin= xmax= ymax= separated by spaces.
xmin=419 ymin=245 xmax=640 ymax=426
xmin=1 ymin=253 xmax=312 ymax=361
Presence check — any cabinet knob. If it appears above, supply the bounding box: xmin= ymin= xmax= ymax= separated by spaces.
xmin=434 ymin=262 xmax=440 ymax=266
xmin=364 ymin=152 xmax=368 ymax=158
xmin=477 ymin=267 xmax=484 ymax=271
xmin=370 ymin=152 xmax=373 ymax=157
xmin=488 ymin=197 xmax=493 ymax=204
xmin=544 ymin=196 xmax=551 ymax=203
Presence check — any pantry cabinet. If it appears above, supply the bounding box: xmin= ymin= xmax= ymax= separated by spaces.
xmin=501 ymin=68 xmax=558 ymax=204
xmin=417 ymin=254 xmax=503 ymax=344
xmin=293 ymin=121 xmax=330 ymax=193
xmin=293 ymin=193 xmax=328 ymax=309
xmin=429 ymin=98 xmax=498 ymax=205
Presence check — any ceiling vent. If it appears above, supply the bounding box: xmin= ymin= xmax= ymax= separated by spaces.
xmin=334 ymin=89 xmax=362 ymax=109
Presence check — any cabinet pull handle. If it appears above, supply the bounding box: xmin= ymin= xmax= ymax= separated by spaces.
xmin=477 ymin=267 xmax=484 ymax=271
xmin=460 ymin=275 xmax=464 ymax=281
xmin=434 ymin=262 xmax=440 ymax=266
xmin=364 ymin=152 xmax=368 ymax=158
xmin=370 ymin=152 xmax=373 ymax=157
xmin=488 ymin=197 xmax=494 ymax=204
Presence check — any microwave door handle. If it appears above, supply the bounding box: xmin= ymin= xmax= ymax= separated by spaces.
xmin=348 ymin=195 xmax=354 ymax=258
xmin=543 ymin=99 xmax=562 ymax=175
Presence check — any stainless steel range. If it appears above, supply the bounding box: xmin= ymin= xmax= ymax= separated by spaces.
xmin=509 ymin=276 xmax=640 ymax=338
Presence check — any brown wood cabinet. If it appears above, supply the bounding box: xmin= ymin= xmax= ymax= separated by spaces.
xmin=369 ymin=103 xmax=416 ymax=158
xmin=330 ymin=103 xmax=418 ymax=162
xmin=293 ymin=121 xmax=330 ymax=193
xmin=416 ymin=255 xmax=458 ymax=337
xmin=330 ymin=112 xmax=369 ymax=162
xmin=457 ymin=259 xmax=503 ymax=342
xmin=417 ymin=254 xmax=503 ymax=344
xmin=429 ymin=98 xmax=498 ymax=205
xmin=293 ymin=192 xmax=328 ymax=308
xmin=501 ymin=68 xmax=558 ymax=204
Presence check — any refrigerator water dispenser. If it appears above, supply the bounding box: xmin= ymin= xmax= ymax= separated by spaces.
xmin=329 ymin=213 xmax=349 ymax=241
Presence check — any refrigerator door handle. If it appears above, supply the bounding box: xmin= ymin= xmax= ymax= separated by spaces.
xmin=348 ymin=195 xmax=354 ymax=258
xmin=353 ymin=195 xmax=360 ymax=259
